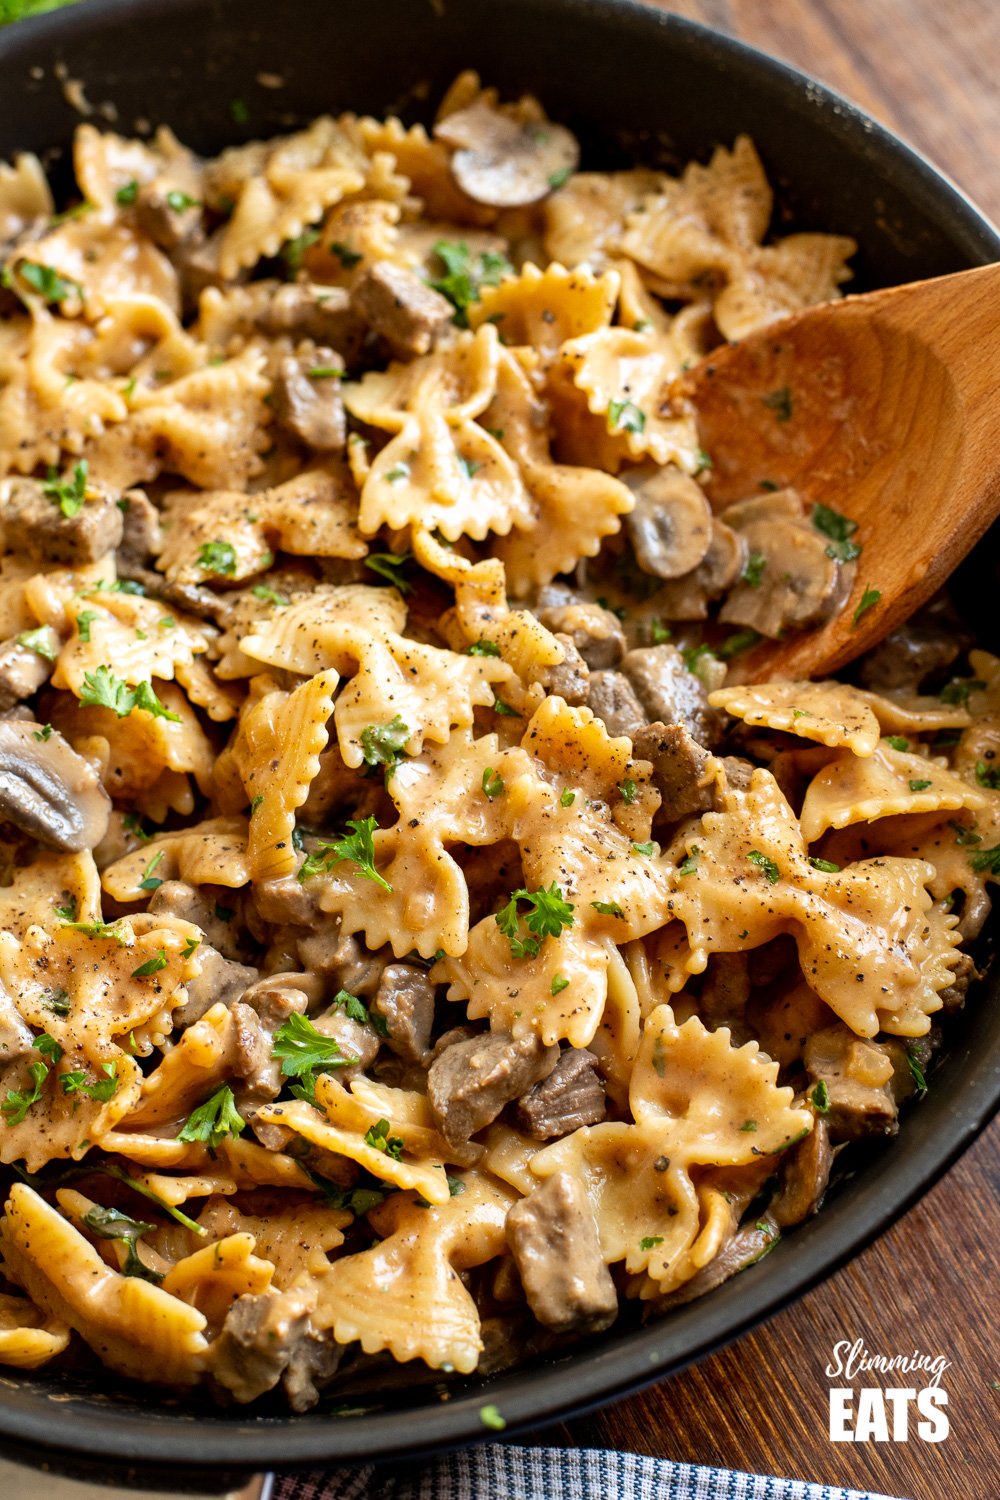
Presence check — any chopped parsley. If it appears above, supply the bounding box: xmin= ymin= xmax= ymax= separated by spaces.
xmin=811 ymin=503 xmax=861 ymax=563
xmin=607 ymin=398 xmax=646 ymax=434
xmin=364 ymin=1117 xmax=405 ymax=1160
xmin=307 ymin=365 xmax=343 ymax=380
xmin=975 ymin=760 xmax=1000 ymax=790
xmin=618 ymin=778 xmax=638 ymax=805
xmin=969 ymin=844 xmax=1000 ymax=876
xmin=560 ymin=788 xmax=576 ymax=808
xmin=364 ymin=551 xmax=412 ymax=594
xmin=632 ymin=840 xmax=656 ymax=857
xmin=809 ymin=856 xmax=840 ymax=873
xmin=908 ymin=778 xmax=932 ymax=793
xmin=906 ymin=1046 xmax=928 ymax=1097
xmin=33 ymin=724 xmax=54 ymax=742
xmin=131 ymin=948 xmax=168 ymax=978
xmin=468 ymin=638 xmax=501 ymax=657
xmin=385 ymin=464 xmax=410 ymax=483
xmin=178 ymin=1085 xmax=245 ymax=1150
xmin=479 ymin=1403 xmax=506 ymax=1432
xmin=197 ymin=540 xmax=237 ymax=576
xmin=330 ymin=240 xmax=363 ymax=268
xmin=495 ymin=883 xmax=575 ymax=959
xmin=17 ymin=260 xmax=83 ymax=306
xmin=650 ymin=619 xmax=671 ymax=644
xmin=332 ymin=988 xmax=388 ymax=1038
xmin=428 ymin=240 xmax=513 ymax=327
xmin=547 ymin=166 xmax=573 ymax=190
xmin=115 ymin=180 xmax=139 ymax=206
xmin=810 ymin=1080 xmax=830 ymax=1114
xmin=359 ymin=715 xmax=410 ymax=774
xmin=761 ymin=386 xmax=792 ymax=421
xmin=482 ymin=767 xmax=505 ymax=800
xmin=886 ymin=736 xmax=909 ymax=752
xmin=639 ymin=1235 xmax=664 ymax=1250
xmin=940 ymin=676 xmax=985 ymax=706
xmin=748 ymin=849 xmax=780 ymax=884
xmin=75 ymin=609 xmax=100 ymax=643
xmin=42 ymin=459 xmax=89 ymax=518
xmin=852 ymin=586 xmax=881 ymax=627
xmin=82 ymin=1204 xmax=162 ymax=1282
xmin=1 ymin=1061 xmax=48 ymax=1126
xmin=16 ymin=627 xmax=56 ymax=661
xmin=718 ymin=628 xmax=760 ymax=660
xmin=59 ymin=916 xmax=131 ymax=944
xmin=79 ymin=667 xmax=180 ymax=722
xmin=138 ymin=851 xmax=165 ymax=891
xmin=551 ymin=974 xmax=570 ymax=996
xmin=740 ymin=1119 xmax=758 ymax=1132
xmin=740 ymin=551 xmax=766 ymax=588
xmin=298 ymin=814 xmax=392 ymax=891
xmin=591 ymin=900 xmax=623 ymax=918
xmin=949 ymin=820 xmax=981 ymax=847
xmin=62 ymin=1061 xmax=119 ymax=1101
xmin=272 ymin=1012 xmax=354 ymax=1102
xmin=281 ymin=226 xmax=320 ymax=276
xmin=492 ymin=696 xmax=521 ymax=717
xmin=252 ymin=583 xmax=290 ymax=606
xmin=678 ymin=847 xmax=700 ymax=877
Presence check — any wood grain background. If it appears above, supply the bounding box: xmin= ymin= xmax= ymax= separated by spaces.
xmin=538 ymin=4 xmax=1000 ymax=1497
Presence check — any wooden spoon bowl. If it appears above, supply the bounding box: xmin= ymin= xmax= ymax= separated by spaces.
xmin=687 ymin=261 xmax=1000 ymax=682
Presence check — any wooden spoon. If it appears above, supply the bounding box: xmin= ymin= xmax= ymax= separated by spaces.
xmin=687 ymin=261 xmax=1000 ymax=683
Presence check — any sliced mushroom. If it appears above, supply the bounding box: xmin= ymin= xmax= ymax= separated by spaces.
xmin=0 ymin=632 xmax=59 ymax=711
xmin=719 ymin=490 xmax=849 ymax=639
xmin=272 ymin=350 xmax=347 ymax=451
xmin=623 ymin=466 xmax=713 ymax=580
xmin=0 ymin=721 xmax=110 ymax=851
xmin=535 ymin=598 xmax=626 ymax=669
xmin=435 ymin=101 xmax=579 ymax=208
xmin=651 ymin=517 xmax=745 ymax=621
xmin=134 ymin=183 xmax=203 ymax=251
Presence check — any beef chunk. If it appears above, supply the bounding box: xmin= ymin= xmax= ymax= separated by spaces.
xmin=350 ymin=261 xmax=453 ymax=358
xmin=938 ymin=949 xmax=975 ymax=1011
xmin=698 ymin=952 xmax=751 ymax=1039
xmin=371 ymin=962 xmax=435 ymax=1065
xmin=804 ymin=1024 xmax=898 ymax=1141
xmin=620 ymin=644 xmax=721 ymax=746
xmin=272 ymin=351 xmax=346 ymax=451
xmin=170 ymin=944 xmax=258 ymax=1028
xmin=631 ymin=721 xmax=714 ymax=821
xmin=116 ymin=488 xmax=162 ymax=571
xmin=505 ymin=1172 xmax=617 ymax=1333
xmin=2 ymin=476 xmax=123 ymax=564
xmin=0 ymin=634 xmax=55 ymax=710
xmin=232 ymin=981 xmax=309 ymax=1100
xmin=515 ymin=1047 xmax=605 ymax=1139
xmin=295 ymin=927 xmax=387 ymax=996
xmin=770 ymin=1116 xmax=833 ymax=1229
xmin=719 ymin=755 xmax=754 ymax=791
xmin=148 ymin=879 xmax=241 ymax=958
xmin=252 ymin=874 xmax=321 ymax=928
xmin=857 ymin=594 xmax=970 ymax=692
xmin=211 ymin=1288 xmax=339 ymax=1409
xmin=134 ymin=183 xmax=202 ymax=250
xmin=586 ymin=670 xmax=645 ymax=737
xmin=255 ymin=283 xmax=365 ymax=364
xmin=428 ymin=1030 xmax=558 ymax=1148
xmin=535 ymin=634 xmax=590 ymax=705
xmin=535 ymin=600 xmax=626 ymax=669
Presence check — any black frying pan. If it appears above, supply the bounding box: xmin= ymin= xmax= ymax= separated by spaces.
xmin=0 ymin=0 xmax=998 ymax=1490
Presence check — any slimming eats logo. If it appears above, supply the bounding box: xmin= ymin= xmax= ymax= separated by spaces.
xmin=826 ymin=1339 xmax=950 ymax=1443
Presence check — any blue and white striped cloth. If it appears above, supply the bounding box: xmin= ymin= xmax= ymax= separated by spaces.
xmin=270 ymin=1445 xmax=907 ymax=1500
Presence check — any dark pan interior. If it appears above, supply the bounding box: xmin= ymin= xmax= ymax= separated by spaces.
xmin=0 ymin=0 xmax=998 ymax=1486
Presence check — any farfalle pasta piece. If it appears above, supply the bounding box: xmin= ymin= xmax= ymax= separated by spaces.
xmin=854 ymin=686 xmax=972 ymax=736
xmin=120 ymin=1003 xmax=241 ymax=1136
xmin=229 ymin=669 xmax=338 ymax=881
xmin=161 ymin=1232 xmax=274 ymax=1330
xmin=800 ymin=742 xmax=985 ymax=842
xmin=0 ymin=1290 xmax=70 ymax=1369
xmin=470 ymin=261 xmax=619 ymax=361
xmin=713 ymin=233 xmax=856 ymax=342
xmin=667 ymin=768 xmax=961 ymax=1037
xmin=196 ymin=1196 xmax=350 ymax=1288
xmin=486 ymin=350 xmax=635 ymax=592
xmin=205 ymin=117 xmax=369 ymax=279
xmin=709 ymin=679 xmax=882 ymax=757
xmin=543 ymin=170 xmax=666 ymax=269
xmin=8 ymin=214 xmax=179 ymax=319
xmin=0 ymin=151 xmax=53 ymax=239
xmin=558 ymin=323 xmax=700 ymax=468
xmin=355 ymin=115 xmax=495 ymax=225
xmin=0 ymin=849 xmax=102 ymax=939
xmin=254 ymin=1079 xmax=453 ymax=1206
xmin=156 ymin=465 xmax=366 ymax=586
xmin=74 ymin=122 xmax=202 ymax=213
xmin=36 ymin=589 xmax=213 ymax=700
xmin=239 ymin=583 xmax=509 ymax=765
xmin=310 ymin=1169 xmax=516 ymax=1372
xmin=532 ymin=1004 xmax=810 ymax=1292
xmin=102 ymin=817 xmax=250 ymax=902
xmin=0 ymin=1184 xmax=209 ymax=1384
xmin=51 ymin=680 xmax=215 ymax=802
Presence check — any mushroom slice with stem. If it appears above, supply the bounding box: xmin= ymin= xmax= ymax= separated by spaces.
xmin=435 ymin=101 xmax=580 ymax=208
xmin=623 ymin=466 xmax=713 ymax=581
xmin=718 ymin=490 xmax=851 ymax=640
xmin=0 ymin=721 xmax=111 ymax=851
xmin=650 ymin=517 xmax=746 ymax=622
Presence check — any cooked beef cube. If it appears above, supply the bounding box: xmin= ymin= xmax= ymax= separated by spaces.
xmin=505 ymin=1172 xmax=617 ymax=1333
xmin=2 ymin=476 xmax=123 ymax=565
xmin=134 ymin=183 xmax=202 ymax=250
xmin=252 ymin=874 xmax=321 ymax=928
xmin=857 ymin=594 xmax=970 ymax=692
xmin=431 ymin=1024 xmax=483 ymax=1058
xmin=371 ymin=962 xmax=435 ymax=1065
xmin=148 ymin=879 xmax=241 ymax=958
xmin=211 ymin=1288 xmax=338 ymax=1409
xmin=659 ymin=1216 xmax=779 ymax=1306
xmin=272 ymin=351 xmax=347 ymax=451
xmin=770 ymin=1116 xmax=833 ymax=1228
xmin=255 ymin=283 xmax=365 ymax=364
xmin=176 ymin=230 xmax=239 ymax=314
xmin=620 ymin=644 xmax=721 ymax=747
xmin=296 ymin=927 xmax=387 ymax=997
xmin=586 ymin=670 xmax=645 ymax=737
xmin=171 ymin=944 xmax=258 ymax=1028
xmin=428 ymin=1029 xmax=558 ymax=1148
xmin=719 ymin=754 xmax=755 ymax=791
xmin=804 ymin=1024 xmax=898 ymax=1140
xmin=535 ymin=600 xmax=626 ymax=669
xmin=350 ymin=261 xmax=453 ymax=358
xmin=938 ymin=950 xmax=975 ymax=1011
xmin=0 ymin=634 xmax=55 ymax=711
xmin=535 ymin=634 xmax=590 ymax=705
xmin=515 ymin=1047 xmax=605 ymax=1139
xmin=116 ymin=488 xmax=162 ymax=571
xmin=0 ymin=980 xmax=34 ymax=1063
xmin=232 ymin=981 xmax=309 ymax=1101
xmin=698 ymin=952 xmax=751 ymax=1038
xmin=631 ymin=721 xmax=714 ymax=821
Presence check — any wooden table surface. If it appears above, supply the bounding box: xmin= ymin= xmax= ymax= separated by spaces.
xmin=541 ymin=5 xmax=1000 ymax=1498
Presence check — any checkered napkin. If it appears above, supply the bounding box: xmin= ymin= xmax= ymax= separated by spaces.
xmin=270 ymin=1445 xmax=907 ymax=1500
